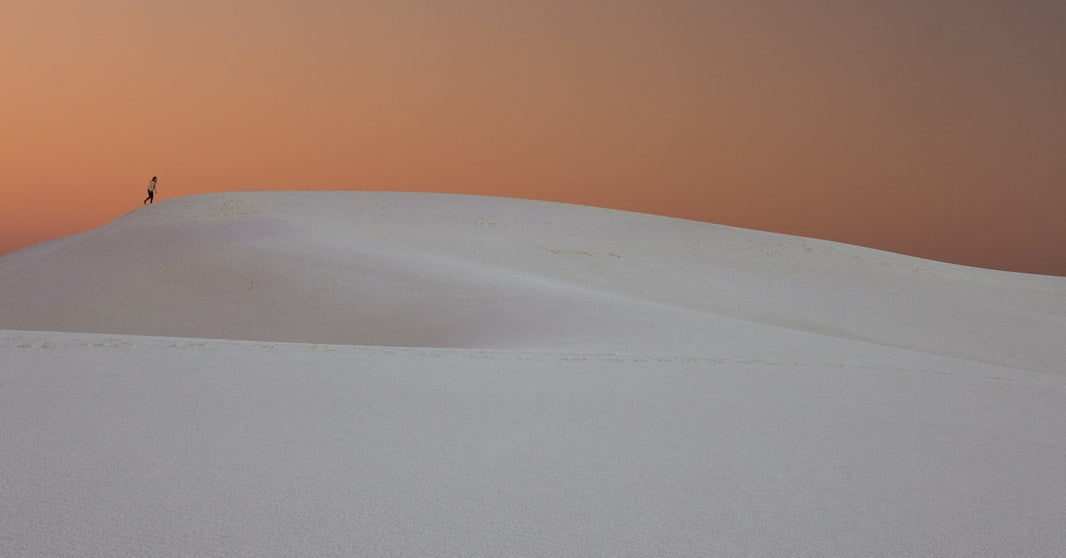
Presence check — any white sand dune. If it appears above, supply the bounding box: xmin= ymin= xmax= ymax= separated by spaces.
xmin=3 ymin=191 xmax=1062 ymax=371
xmin=2 ymin=192 xmax=1065 ymax=556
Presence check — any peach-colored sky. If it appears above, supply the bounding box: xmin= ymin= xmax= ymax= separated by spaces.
xmin=3 ymin=1 xmax=1064 ymax=275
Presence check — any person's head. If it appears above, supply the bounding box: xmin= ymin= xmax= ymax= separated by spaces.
xmin=152 ymin=176 xmax=157 ymax=180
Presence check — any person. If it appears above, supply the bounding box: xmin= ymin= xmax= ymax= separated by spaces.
xmin=144 ymin=176 xmax=157 ymax=204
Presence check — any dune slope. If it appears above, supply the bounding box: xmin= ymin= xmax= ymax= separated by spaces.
xmin=1 ymin=191 xmax=1063 ymax=373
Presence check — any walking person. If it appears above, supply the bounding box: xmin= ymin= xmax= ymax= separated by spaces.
xmin=144 ymin=176 xmax=157 ymax=204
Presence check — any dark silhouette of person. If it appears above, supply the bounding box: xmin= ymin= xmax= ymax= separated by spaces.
xmin=144 ymin=176 xmax=157 ymax=204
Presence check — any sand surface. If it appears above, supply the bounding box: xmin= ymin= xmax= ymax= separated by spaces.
xmin=2 ymin=192 xmax=1064 ymax=556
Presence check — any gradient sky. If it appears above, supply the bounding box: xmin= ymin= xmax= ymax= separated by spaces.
xmin=3 ymin=0 xmax=1064 ymax=275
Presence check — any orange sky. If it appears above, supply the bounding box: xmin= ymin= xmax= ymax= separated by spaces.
xmin=3 ymin=0 xmax=1064 ymax=275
